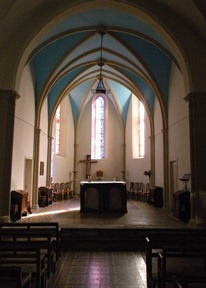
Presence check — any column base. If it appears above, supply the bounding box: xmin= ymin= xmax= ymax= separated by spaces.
xmin=188 ymin=216 xmax=205 ymax=227
xmin=0 ymin=215 xmax=10 ymax=223
xmin=32 ymin=203 xmax=39 ymax=209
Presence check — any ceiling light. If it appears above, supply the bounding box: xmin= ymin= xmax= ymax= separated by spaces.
xmin=91 ymin=30 xmax=110 ymax=95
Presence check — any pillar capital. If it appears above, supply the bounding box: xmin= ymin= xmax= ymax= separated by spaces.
xmin=184 ymin=91 xmax=206 ymax=103
xmin=0 ymin=89 xmax=20 ymax=99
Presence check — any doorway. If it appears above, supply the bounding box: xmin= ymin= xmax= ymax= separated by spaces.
xmin=24 ymin=158 xmax=32 ymax=203
xmin=169 ymin=160 xmax=178 ymax=211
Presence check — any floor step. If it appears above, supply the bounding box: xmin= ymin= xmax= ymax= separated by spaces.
xmin=61 ymin=228 xmax=154 ymax=251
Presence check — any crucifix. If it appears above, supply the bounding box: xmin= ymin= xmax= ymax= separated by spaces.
xmin=80 ymin=154 xmax=97 ymax=179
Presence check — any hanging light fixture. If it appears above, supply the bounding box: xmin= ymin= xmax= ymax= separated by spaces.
xmin=91 ymin=30 xmax=110 ymax=94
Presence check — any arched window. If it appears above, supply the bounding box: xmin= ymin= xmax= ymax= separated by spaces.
xmin=55 ymin=101 xmax=67 ymax=157
xmin=55 ymin=105 xmax=61 ymax=155
xmin=92 ymin=95 xmax=105 ymax=159
xmin=132 ymin=95 xmax=145 ymax=158
xmin=139 ymin=101 xmax=145 ymax=157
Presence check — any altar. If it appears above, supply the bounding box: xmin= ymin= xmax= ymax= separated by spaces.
xmin=80 ymin=181 xmax=127 ymax=213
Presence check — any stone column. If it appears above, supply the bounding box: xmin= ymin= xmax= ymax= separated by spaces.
xmin=186 ymin=92 xmax=206 ymax=225
xmin=149 ymin=134 xmax=155 ymax=188
xmin=162 ymin=127 xmax=169 ymax=207
xmin=0 ymin=89 xmax=19 ymax=222
xmin=46 ymin=136 xmax=53 ymax=186
xmin=32 ymin=127 xmax=41 ymax=209
xmin=121 ymin=143 xmax=126 ymax=181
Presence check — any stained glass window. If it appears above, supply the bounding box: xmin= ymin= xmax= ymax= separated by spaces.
xmin=139 ymin=101 xmax=145 ymax=157
xmin=55 ymin=105 xmax=60 ymax=155
xmin=92 ymin=96 xmax=105 ymax=159
xmin=132 ymin=95 xmax=145 ymax=158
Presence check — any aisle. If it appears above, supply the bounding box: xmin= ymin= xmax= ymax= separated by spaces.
xmin=50 ymin=250 xmax=146 ymax=288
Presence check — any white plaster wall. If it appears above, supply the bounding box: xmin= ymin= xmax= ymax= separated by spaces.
xmin=126 ymin=95 xmax=151 ymax=189
xmin=76 ymin=97 xmax=123 ymax=195
xmin=52 ymin=96 xmax=74 ymax=184
xmin=168 ymin=63 xmax=190 ymax=189
xmin=11 ymin=64 xmax=35 ymax=195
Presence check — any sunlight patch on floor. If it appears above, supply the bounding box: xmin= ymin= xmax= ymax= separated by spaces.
xmin=26 ymin=207 xmax=80 ymax=218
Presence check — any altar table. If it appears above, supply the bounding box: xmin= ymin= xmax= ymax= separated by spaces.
xmin=80 ymin=181 xmax=127 ymax=213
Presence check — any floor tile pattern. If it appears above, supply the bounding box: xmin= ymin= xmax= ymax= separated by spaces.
xmin=52 ymin=251 xmax=146 ymax=288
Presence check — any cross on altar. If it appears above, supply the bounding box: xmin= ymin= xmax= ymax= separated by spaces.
xmin=80 ymin=154 xmax=97 ymax=179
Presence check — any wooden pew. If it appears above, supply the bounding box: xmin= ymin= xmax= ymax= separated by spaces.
xmin=0 ymin=243 xmax=46 ymax=288
xmin=0 ymin=266 xmax=32 ymax=288
xmin=145 ymin=228 xmax=206 ymax=288
xmin=158 ymin=245 xmax=206 ymax=288
xmin=0 ymin=222 xmax=61 ymax=278
xmin=172 ymin=276 xmax=206 ymax=288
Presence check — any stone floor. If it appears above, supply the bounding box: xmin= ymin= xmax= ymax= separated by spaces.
xmin=20 ymin=197 xmax=187 ymax=229
xmin=19 ymin=198 xmax=189 ymax=288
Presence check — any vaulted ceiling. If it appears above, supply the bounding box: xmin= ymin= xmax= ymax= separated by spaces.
xmin=15 ymin=1 xmax=205 ymax=126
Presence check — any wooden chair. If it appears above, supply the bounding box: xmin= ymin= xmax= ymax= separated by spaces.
xmin=132 ymin=182 xmax=144 ymax=200
xmin=52 ymin=183 xmax=60 ymax=201
xmin=127 ymin=182 xmax=134 ymax=199
xmin=140 ymin=182 xmax=150 ymax=201
xmin=65 ymin=181 xmax=75 ymax=198
xmin=60 ymin=182 xmax=67 ymax=200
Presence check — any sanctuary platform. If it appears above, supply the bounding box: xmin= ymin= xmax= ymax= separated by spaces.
xmin=18 ymin=198 xmax=189 ymax=250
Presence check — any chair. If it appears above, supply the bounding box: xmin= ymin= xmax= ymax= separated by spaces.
xmin=52 ymin=183 xmax=60 ymax=201
xmin=132 ymin=182 xmax=144 ymax=200
xmin=127 ymin=182 xmax=134 ymax=199
xmin=60 ymin=182 xmax=67 ymax=200
xmin=140 ymin=182 xmax=150 ymax=201
xmin=65 ymin=181 xmax=75 ymax=198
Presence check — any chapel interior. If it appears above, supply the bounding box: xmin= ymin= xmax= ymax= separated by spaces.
xmin=1 ymin=1 xmax=206 ymax=288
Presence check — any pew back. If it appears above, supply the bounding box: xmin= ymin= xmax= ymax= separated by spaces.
xmin=0 ymin=222 xmax=61 ymax=278
xmin=145 ymin=228 xmax=206 ymax=288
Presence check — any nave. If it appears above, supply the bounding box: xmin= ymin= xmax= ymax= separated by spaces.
xmin=18 ymin=198 xmax=189 ymax=288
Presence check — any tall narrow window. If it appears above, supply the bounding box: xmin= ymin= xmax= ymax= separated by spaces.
xmin=92 ymin=96 xmax=105 ymax=159
xmin=55 ymin=99 xmax=67 ymax=157
xmin=132 ymin=95 xmax=145 ymax=158
xmin=139 ymin=101 xmax=145 ymax=157
xmin=55 ymin=105 xmax=60 ymax=155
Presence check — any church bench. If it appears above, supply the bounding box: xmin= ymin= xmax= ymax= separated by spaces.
xmin=0 ymin=266 xmax=32 ymax=288
xmin=0 ymin=222 xmax=61 ymax=278
xmin=0 ymin=243 xmax=46 ymax=288
xmin=145 ymin=229 xmax=206 ymax=288
xmin=158 ymin=246 xmax=206 ymax=288
xmin=172 ymin=276 xmax=206 ymax=288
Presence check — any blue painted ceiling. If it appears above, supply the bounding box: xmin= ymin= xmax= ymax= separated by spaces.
xmin=29 ymin=7 xmax=176 ymax=126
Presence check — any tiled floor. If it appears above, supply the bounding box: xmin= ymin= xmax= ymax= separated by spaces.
xmin=19 ymin=198 xmax=190 ymax=288
xmin=51 ymin=250 xmax=147 ymax=288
